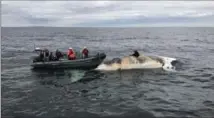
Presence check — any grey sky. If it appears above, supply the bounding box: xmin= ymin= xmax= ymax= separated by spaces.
xmin=1 ymin=1 xmax=214 ymax=27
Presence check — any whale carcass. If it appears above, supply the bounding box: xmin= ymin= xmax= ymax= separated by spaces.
xmin=95 ymin=53 xmax=177 ymax=71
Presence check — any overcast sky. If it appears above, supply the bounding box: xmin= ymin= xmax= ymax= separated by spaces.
xmin=2 ymin=1 xmax=214 ymax=27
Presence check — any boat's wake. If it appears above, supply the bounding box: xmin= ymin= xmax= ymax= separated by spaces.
xmin=95 ymin=54 xmax=178 ymax=72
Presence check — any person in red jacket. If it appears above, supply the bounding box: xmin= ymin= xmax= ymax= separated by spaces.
xmin=67 ymin=47 xmax=76 ymax=60
xmin=81 ymin=46 xmax=89 ymax=58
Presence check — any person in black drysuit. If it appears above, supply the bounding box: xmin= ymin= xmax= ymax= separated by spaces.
xmin=49 ymin=52 xmax=54 ymax=61
xmin=44 ymin=49 xmax=49 ymax=57
xmin=55 ymin=49 xmax=63 ymax=61
xmin=131 ymin=50 xmax=140 ymax=58
xmin=39 ymin=51 xmax=44 ymax=60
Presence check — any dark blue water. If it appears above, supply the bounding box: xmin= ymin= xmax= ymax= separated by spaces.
xmin=1 ymin=27 xmax=214 ymax=118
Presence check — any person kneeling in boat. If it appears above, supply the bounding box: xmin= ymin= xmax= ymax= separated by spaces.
xmin=43 ymin=48 xmax=50 ymax=61
xmin=48 ymin=52 xmax=54 ymax=61
xmin=55 ymin=49 xmax=63 ymax=61
xmin=67 ymin=47 xmax=76 ymax=60
xmin=81 ymin=46 xmax=89 ymax=58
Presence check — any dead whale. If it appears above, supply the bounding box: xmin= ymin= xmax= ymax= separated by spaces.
xmin=95 ymin=52 xmax=177 ymax=72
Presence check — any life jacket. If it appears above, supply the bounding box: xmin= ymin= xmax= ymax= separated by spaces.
xmin=67 ymin=49 xmax=76 ymax=59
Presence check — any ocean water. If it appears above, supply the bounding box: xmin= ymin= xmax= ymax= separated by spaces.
xmin=1 ymin=27 xmax=214 ymax=118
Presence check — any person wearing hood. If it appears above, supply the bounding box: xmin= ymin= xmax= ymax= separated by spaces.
xmin=55 ymin=49 xmax=63 ymax=60
xmin=81 ymin=46 xmax=89 ymax=58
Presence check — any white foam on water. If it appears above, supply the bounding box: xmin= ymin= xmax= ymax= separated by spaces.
xmin=157 ymin=56 xmax=177 ymax=72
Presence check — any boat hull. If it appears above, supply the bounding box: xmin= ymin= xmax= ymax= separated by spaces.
xmin=31 ymin=53 xmax=106 ymax=69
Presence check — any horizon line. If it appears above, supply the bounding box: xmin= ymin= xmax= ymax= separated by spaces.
xmin=2 ymin=26 xmax=214 ymax=28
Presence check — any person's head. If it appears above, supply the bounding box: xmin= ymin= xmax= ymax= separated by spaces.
xmin=134 ymin=50 xmax=139 ymax=54
xmin=69 ymin=47 xmax=73 ymax=50
xmin=84 ymin=46 xmax=87 ymax=49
